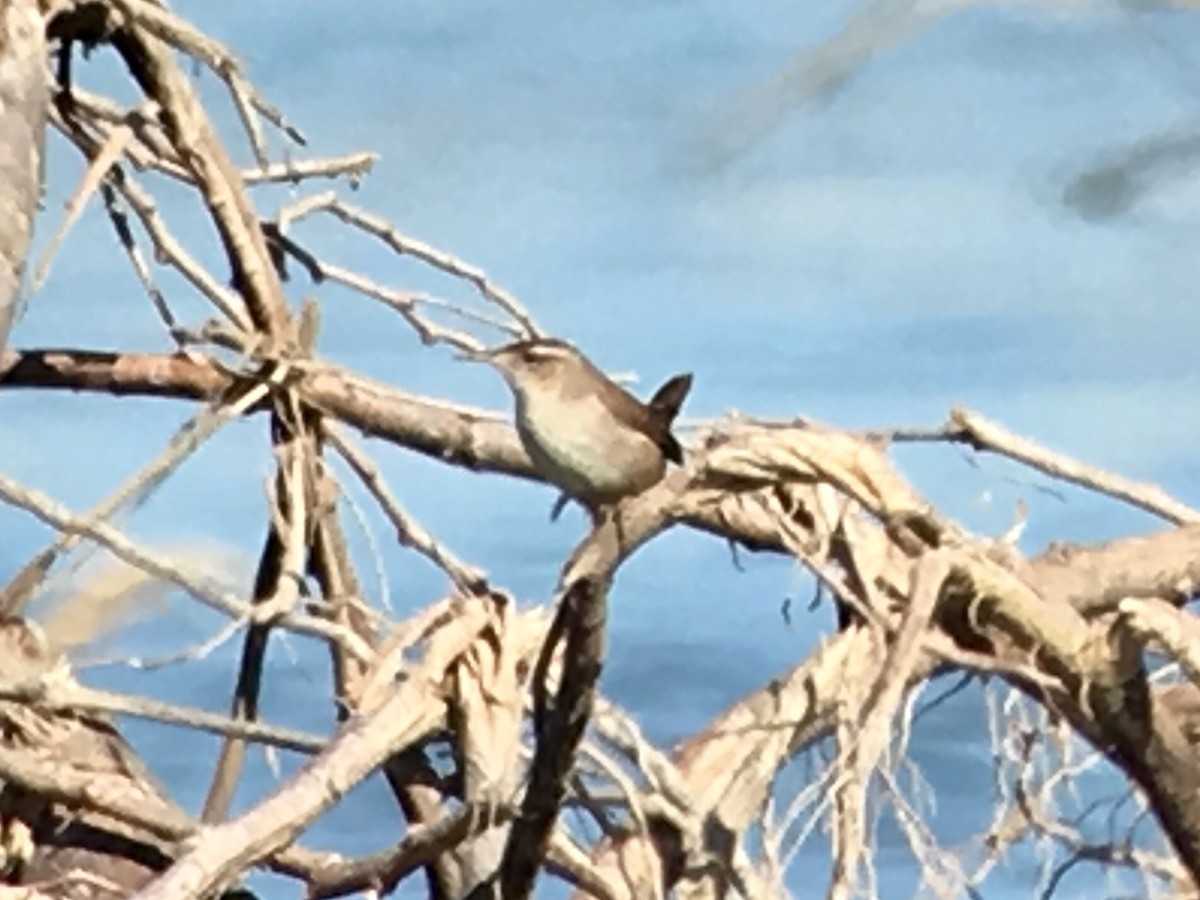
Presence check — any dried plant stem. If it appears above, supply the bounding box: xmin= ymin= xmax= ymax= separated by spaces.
xmin=0 ymin=381 xmax=269 ymax=616
xmin=278 ymin=191 xmax=540 ymax=336
xmin=325 ymin=424 xmax=487 ymax=596
xmin=0 ymin=474 xmax=373 ymax=661
xmin=0 ymin=677 xmax=325 ymax=754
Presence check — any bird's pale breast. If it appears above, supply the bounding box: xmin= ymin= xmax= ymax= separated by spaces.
xmin=515 ymin=389 xmax=664 ymax=503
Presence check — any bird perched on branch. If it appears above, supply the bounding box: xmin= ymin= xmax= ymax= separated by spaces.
xmin=468 ymin=338 xmax=692 ymax=515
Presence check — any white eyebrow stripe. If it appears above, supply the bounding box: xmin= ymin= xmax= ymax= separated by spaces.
xmin=527 ymin=346 xmax=570 ymax=361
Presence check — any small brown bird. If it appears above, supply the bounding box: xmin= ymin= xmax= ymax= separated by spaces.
xmin=471 ymin=338 xmax=692 ymax=511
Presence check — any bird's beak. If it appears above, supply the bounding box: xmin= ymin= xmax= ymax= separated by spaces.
xmin=458 ymin=344 xmax=520 ymax=377
xmin=456 ymin=346 xmax=494 ymax=364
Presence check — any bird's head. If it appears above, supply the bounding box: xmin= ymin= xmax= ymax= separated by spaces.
xmin=467 ymin=338 xmax=583 ymax=396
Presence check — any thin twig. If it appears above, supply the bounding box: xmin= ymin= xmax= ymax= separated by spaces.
xmin=325 ymin=424 xmax=488 ymax=596
xmin=277 ymin=192 xmax=541 ymax=336
xmin=0 ymin=474 xmax=374 ymax=662
xmin=100 ymin=181 xmax=179 ymax=335
xmin=0 ymin=381 xmax=269 ymax=616
xmin=884 ymin=407 xmax=1200 ymax=526
xmin=50 ymin=110 xmax=253 ymax=329
xmin=0 ymin=677 xmax=326 ymax=754
xmin=114 ymin=0 xmax=305 ymax=150
xmin=32 ymin=113 xmax=136 ymax=292
xmin=316 ymin=260 xmax=518 ymax=346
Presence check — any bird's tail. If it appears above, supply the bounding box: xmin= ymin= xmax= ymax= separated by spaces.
xmin=648 ymin=373 xmax=693 ymax=424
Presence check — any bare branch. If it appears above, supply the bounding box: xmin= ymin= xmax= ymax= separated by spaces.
xmin=502 ymin=577 xmax=608 ymax=899
xmin=0 ymin=380 xmax=269 ymax=616
xmin=105 ymin=3 xmax=289 ymax=338
xmin=325 ymin=424 xmax=489 ymax=596
xmin=131 ymin=598 xmax=500 ymax=900
xmin=949 ymin=407 xmax=1200 ymax=525
xmin=0 ymin=0 xmax=47 ymax=354
xmin=279 ymin=192 xmax=541 ymax=337
xmin=1118 ymin=599 xmax=1200 ymax=694
xmin=306 ymin=804 xmax=501 ymax=899
xmin=0 ymin=473 xmax=374 ymax=662
xmin=0 ymin=677 xmax=326 ymax=755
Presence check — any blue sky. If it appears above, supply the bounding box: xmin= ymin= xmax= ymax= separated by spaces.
xmin=3 ymin=1 xmax=1200 ymax=896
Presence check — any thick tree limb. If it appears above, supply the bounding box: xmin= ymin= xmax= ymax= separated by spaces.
xmin=0 ymin=0 xmax=46 ymax=355
xmin=105 ymin=4 xmax=285 ymax=338
xmin=306 ymin=804 xmax=494 ymax=900
xmin=501 ymin=577 xmax=608 ymax=900
xmin=129 ymin=602 xmax=493 ymax=900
